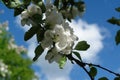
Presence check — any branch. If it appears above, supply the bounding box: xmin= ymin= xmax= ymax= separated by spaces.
xmin=66 ymin=54 xmax=120 ymax=80
xmin=85 ymin=63 xmax=120 ymax=77
xmin=66 ymin=54 xmax=94 ymax=80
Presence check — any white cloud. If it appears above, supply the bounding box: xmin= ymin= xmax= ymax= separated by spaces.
xmin=70 ymin=20 xmax=104 ymax=63
xmin=16 ymin=16 xmax=105 ymax=80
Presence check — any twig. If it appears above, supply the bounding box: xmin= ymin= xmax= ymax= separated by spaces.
xmin=85 ymin=63 xmax=120 ymax=77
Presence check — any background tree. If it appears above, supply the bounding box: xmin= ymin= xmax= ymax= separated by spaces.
xmin=0 ymin=22 xmax=38 ymax=80
xmin=0 ymin=0 xmax=120 ymax=80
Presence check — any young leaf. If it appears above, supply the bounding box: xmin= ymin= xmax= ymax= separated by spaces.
xmin=98 ymin=77 xmax=109 ymax=80
xmin=14 ymin=8 xmax=24 ymax=16
xmin=89 ymin=67 xmax=97 ymax=78
xmin=73 ymin=51 xmax=82 ymax=61
xmin=115 ymin=30 xmax=120 ymax=45
xmin=24 ymin=26 xmax=38 ymax=41
xmin=74 ymin=41 xmax=90 ymax=51
xmin=33 ymin=44 xmax=44 ymax=61
xmin=107 ymin=17 xmax=118 ymax=25
xmin=115 ymin=7 xmax=120 ymax=12
xmin=59 ymin=56 xmax=67 ymax=69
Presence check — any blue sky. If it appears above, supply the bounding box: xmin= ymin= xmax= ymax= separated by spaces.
xmin=0 ymin=0 xmax=120 ymax=80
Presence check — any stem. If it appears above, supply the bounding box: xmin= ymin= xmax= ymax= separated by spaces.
xmin=82 ymin=66 xmax=94 ymax=80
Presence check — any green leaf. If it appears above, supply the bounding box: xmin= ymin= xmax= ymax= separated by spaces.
xmin=74 ymin=41 xmax=90 ymax=51
xmin=32 ymin=14 xmax=43 ymax=23
xmin=114 ymin=77 xmax=120 ymax=80
xmin=98 ymin=77 xmax=109 ymax=80
xmin=116 ymin=20 xmax=120 ymax=26
xmin=107 ymin=17 xmax=118 ymax=25
xmin=33 ymin=44 xmax=44 ymax=61
xmin=89 ymin=67 xmax=97 ymax=78
xmin=36 ymin=29 xmax=45 ymax=43
xmin=73 ymin=51 xmax=82 ymax=61
xmin=115 ymin=30 xmax=120 ymax=45
xmin=59 ymin=56 xmax=67 ymax=69
xmin=24 ymin=26 xmax=38 ymax=41
xmin=14 ymin=8 xmax=24 ymax=16
xmin=115 ymin=7 xmax=120 ymax=12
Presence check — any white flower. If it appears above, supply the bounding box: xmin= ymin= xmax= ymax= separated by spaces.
xmin=53 ymin=25 xmax=68 ymax=51
xmin=28 ymin=4 xmax=42 ymax=15
xmin=21 ymin=4 xmax=42 ymax=19
xmin=45 ymin=1 xmax=64 ymax=26
xmin=45 ymin=0 xmax=53 ymax=10
xmin=41 ymin=39 xmax=53 ymax=49
xmin=21 ymin=4 xmax=42 ymax=26
xmin=41 ymin=30 xmax=54 ymax=49
xmin=0 ymin=60 xmax=9 ymax=77
xmin=46 ymin=9 xmax=64 ymax=26
xmin=54 ymin=25 xmax=77 ymax=54
xmin=62 ymin=22 xmax=73 ymax=33
xmin=45 ymin=47 xmax=62 ymax=63
xmin=41 ymin=24 xmax=77 ymax=55
xmin=21 ymin=10 xmax=29 ymax=19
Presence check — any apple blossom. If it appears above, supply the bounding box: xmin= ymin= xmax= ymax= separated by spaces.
xmin=20 ymin=0 xmax=78 ymax=64
xmin=21 ymin=4 xmax=42 ymax=26
xmin=45 ymin=47 xmax=63 ymax=63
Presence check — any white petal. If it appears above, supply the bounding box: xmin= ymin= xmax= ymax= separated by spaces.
xmin=21 ymin=10 xmax=29 ymax=19
xmin=54 ymin=54 xmax=63 ymax=63
xmin=55 ymin=42 xmax=68 ymax=52
xmin=28 ymin=4 xmax=42 ymax=15
xmin=44 ymin=30 xmax=54 ymax=39
xmin=41 ymin=39 xmax=53 ymax=49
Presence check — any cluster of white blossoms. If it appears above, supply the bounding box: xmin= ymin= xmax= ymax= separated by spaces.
xmin=0 ymin=60 xmax=10 ymax=77
xmin=20 ymin=0 xmax=78 ymax=63
xmin=8 ymin=38 xmax=27 ymax=54
xmin=0 ymin=22 xmax=27 ymax=54
xmin=0 ymin=21 xmax=9 ymax=34
xmin=41 ymin=1 xmax=78 ymax=63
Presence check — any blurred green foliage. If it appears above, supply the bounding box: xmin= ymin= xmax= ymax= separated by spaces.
xmin=0 ymin=22 xmax=38 ymax=80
